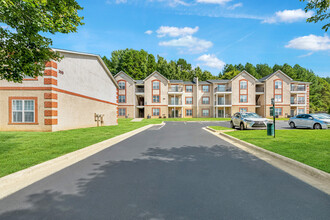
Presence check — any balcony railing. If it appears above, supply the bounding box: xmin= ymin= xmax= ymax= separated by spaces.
xmin=256 ymin=87 xmax=264 ymax=93
xmin=168 ymin=87 xmax=183 ymax=92
xmin=136 ymin=88 xmax=144 ymax=93
xmin=214 ymin=87 xmax=232 ymax=92
xmin=169 ymin=100 xmax=182 ymax=105
xmin=291 ymin=86 xmax=306 ymax=92
xmin=291 ymin=100 xmax=305 ymax=104
xmin=215 ymin=101 xmax=232 ymax=105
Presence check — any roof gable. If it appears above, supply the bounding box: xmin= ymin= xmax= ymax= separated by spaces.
xmin=230 ymin=70 xmax=258 ymax=82
xmin=114 ymin=71 xmax=135 ymax=82
xmin=259 ymin=70 xmax=293 ymax=82
xmin=144 ymin=71 xmax=169 ymax=82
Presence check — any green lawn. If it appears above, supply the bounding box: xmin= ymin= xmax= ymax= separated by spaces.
xmin=226 ymin=130 xmax=330 ymax=173
xmin=209 ymin=126 xmax=234 ymax=131
xmin=267 ymin=118 xmax=289 ymax=121
xmin=0 ymin=119 xmax=161 ymax=178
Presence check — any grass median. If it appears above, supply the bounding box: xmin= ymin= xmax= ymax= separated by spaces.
xmin=226 ymin=129 xmax=330 ymax=173
xmin=208 ymin=126 xmax=234 ymax=131
xmin=0 ymin=119 xmax=161 ymax=178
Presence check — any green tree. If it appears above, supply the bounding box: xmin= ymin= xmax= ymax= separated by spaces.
xmin=0 ymin=0 xmax=84 ymax=82
xmin=300 ymin=0 xmax=330 ymax=31
xmin=256 ymin=64 xmax=272 ymax=77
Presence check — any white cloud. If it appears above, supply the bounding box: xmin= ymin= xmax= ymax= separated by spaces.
xmin=145 ymin=30 xmax=153 ymax=35
xmin=263 ymin=9 xmax=313 ymax=24
xmin=156 ymin=26 xmax=199 ymax=38
xmin=196 ymin=0 xmax=232 ymax=5
xmin=159 ymin=35 xmax=213 ymax=53
xmin=285 ymin=34 xmax=330 ymax=51
xmin=227 ymin=2 xmax=242 ymax=10
xmin=106 ymin=0 xmax=127 ymax=4
xmin=196 ymin=54 xmax=226 ymax=69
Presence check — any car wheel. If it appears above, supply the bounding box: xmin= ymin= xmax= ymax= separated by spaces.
xmin=230 ymin=121 xmax=235 ymax=128
xmin=313 ymin=123 xmax=322 ymax=129
xmin=289 ymin=122 xmax=296 ymax=128
xmin=240 ymin=123 xmax=245 ymax=130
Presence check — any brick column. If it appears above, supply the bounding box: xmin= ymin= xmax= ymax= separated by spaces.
xmin=44 ymin=61 xmax=58 ymax=127
xmin=306 ymin=84 xmax=310 ymax=113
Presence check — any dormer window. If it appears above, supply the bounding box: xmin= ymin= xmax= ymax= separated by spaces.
xmin=153 ymin=81 xmax=160 ymax=90
xmin=118 ymin=81 xmax=125 ymax=90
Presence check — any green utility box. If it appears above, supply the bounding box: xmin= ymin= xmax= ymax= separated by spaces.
xmin=267 ymin=123 xmax=274 ymax=136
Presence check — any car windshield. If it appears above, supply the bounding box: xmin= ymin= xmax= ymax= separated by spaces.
xmin=311 ymin=114 xmax=330 ymax=120
xmin=241 ymin=113 xmax=262 ymax=118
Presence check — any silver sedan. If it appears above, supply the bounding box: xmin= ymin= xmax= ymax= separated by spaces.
xmin=289 ymin=114 xmax=330 ymax=129
xmin=230 ymin=112 xmax=270 ymax=130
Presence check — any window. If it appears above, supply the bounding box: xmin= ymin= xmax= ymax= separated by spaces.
xmin=153 ymin=108 xmax=160 ymax=116
xmin=202 ymin=97 xmax=210 ymax=104
xmin=186 ymin=109 xmax=192 ymax=116
xmin=185 ymin=85 xmax=193 ymax=92
xmin=153 ymin=95 xmax=160 ymax=103
xmin=12 ymin=100 xmax=35 ymax=123
xmin=298 ymin=108 xmax=305 ymax=114
xmin=239 ymin=108 xmax=247 ymax=113
xmin=240 ymin=95 xmax=247 ymax=103
xmin=240 ymin=81 xmax=247 ymax=89
xmin=275 ymin=95 xmax=282 ymax=102
xmin=217 ymin=84 xmax=226 ymax=92
xmin=186 ymin=97 xmax=193 ymax=104
xmin=298 ymin=96 xmax=305 ymax=104
xmin=202 ymin=85 xmax=209 ymax=92
xmin=119 ymin=108 xmax=126 ymax=116
xmin=119 ymin=95 xmax=126 ymax=103
xmin=202 ymin=109 xmax=209 ymax=116
xmin=153 ymin=81 xmax=160 ymax=90
xmin=275 ymin=80 xmax=282 ymax=89
xmin=275 ymin=108 xmax=282 ymax=116
xmin=118 ymin=81 xmax=125 ymax=90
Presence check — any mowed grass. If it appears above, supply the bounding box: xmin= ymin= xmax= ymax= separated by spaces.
xmin=226 ymin=130 xmax=330 ymax=173
xmin=0 ymin=119 xmax=161 ymax=178
xmin=209 ymin=126 xmax=234 ymax=130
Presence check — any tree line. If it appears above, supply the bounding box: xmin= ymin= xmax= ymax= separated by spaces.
xmin=102 ymin=49 xmax=330 ymax=113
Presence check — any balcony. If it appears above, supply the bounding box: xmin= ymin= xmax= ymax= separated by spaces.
xmin=168 ymin=87 xmax=183 ymax=94
xmin=214 ymin=87 xmax=232 ymax=93
xmin=255 ymin=87 xmax=264 ymax=94
xmin=215 ymin=100 xmax=232 ymax=106
xmin=291 ymin=85 xmax=306 ymax=93
xmin=290 ymin=100 xmax=306 ymax=106
xmin=135 ymin=88 xmax=144 ymax=95
xmin=256 ymin=101 xmax=262 ymax=107
xmin=168 ymin=100 xmax=182 ymax=106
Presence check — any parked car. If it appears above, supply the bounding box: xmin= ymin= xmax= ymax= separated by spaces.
xmin=289 ymin=114 xmax=330 ymax=129
xmin=230 ymin=112 xmax=270 ymax=130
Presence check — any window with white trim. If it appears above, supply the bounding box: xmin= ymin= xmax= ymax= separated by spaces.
xmin=240 ymin=95 xmax=247 ymax=103
xmin=153 ymin=108 xmax=160 ymax=116
xmin=202 ymin=97 xmax=209 ymax=104
xmin=118 ymin=81 xmax=125 ymax=90
xmin=240 ymin=81 xmax=247 ymax=89
xmin=202 ymin=85 xmax=209 ymax=92
xmin=119 ymin=108 xmax=126 ymax=116
xmin=153 ymin=95 xmax=160 ymax=103
xmin=202 ymin=109 xmax=209 ymax=116
xmin=153 ymin=81 xmax=160 ymax=90
xmin=12 ymin=100 xmax=35 ymax=123
xmin=185 ymin=85 xmax=193 ymax=92
xmin=298 ymin=96 xmax=305 ymax=104
xmin=275 ymin=81 xmax=282 ymax=89
xmin=275 ymin=95 xmax=282 ymax=102
xmin=275 ymin=108 xmax=282 ymax=116
xmin=186 ymin=109 xmax=192 ymax=116
xmin=186 ymin=97 xmax=193 ymax=104
xmin=298 ymin=108 xmax=305 ymax=114
xmin=119 ymin=95 xmax=126 ymax=103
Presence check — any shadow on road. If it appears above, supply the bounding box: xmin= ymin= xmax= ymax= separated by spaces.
xmin=1 ymin=145 xmax=329 ymax=220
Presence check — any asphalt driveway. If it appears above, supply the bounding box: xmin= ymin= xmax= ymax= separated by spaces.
xmin=0 ymin=122 xmax=329 ymax=219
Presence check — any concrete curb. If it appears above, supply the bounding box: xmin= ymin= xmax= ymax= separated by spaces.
xmin=0 ymin=123 xmax=164 ymax=199
xmin=205 ymin=126 xmax=234 ymax=133
xmin=204 ymin=128 xmax=330 ymax=195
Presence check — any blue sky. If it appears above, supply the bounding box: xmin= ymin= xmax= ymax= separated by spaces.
xmin=49 ymin=0 xmax=329 ymax=77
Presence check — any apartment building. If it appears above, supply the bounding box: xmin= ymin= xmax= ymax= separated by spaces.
xmin=0 ymin=49 xmax=119 ymax=131
xmin=115 ymin=70 xmax=310 ymax=119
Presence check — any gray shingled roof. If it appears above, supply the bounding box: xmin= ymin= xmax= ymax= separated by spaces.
xmin=135 ymin=80 xmax=144 ymax=84
xmin=199 ymin=81 xmax=211 ymax=85
xmin=207 ymin=79 xmax=230 ymax=83
xmin=183 ymin=81 xmax=195 ymax=84
xmin=258 ymin=73 xmax=273 ymax=82
xmin=170 ymin=80 xmax=183 ymax=83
